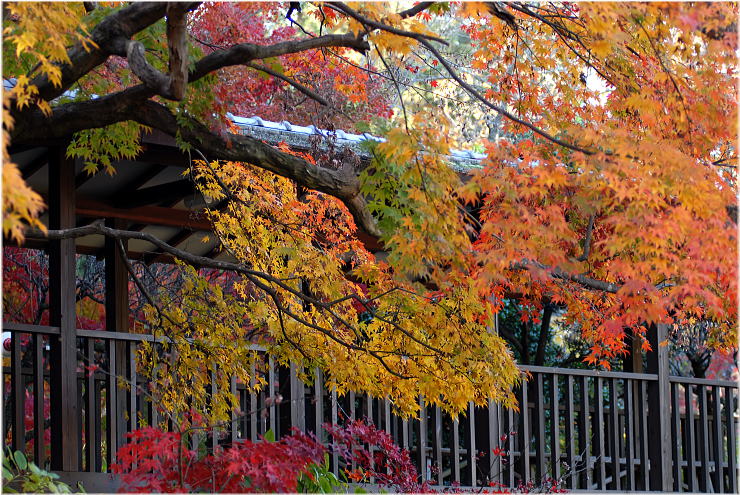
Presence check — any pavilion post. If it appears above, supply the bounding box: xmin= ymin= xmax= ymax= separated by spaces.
xmin=622 ymin=327 xmax=644 ymax=374
xmin=646 ymin=323 xmax=672 ymax=491
xmin=48 ymin=146 xmax=79 ymax=471
xmin=105 ymin=217 xmax=130 ymax=456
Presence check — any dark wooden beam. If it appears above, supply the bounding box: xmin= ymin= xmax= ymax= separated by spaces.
xmin=118 ymin=163 xmax=167 ymax=194
xmin=76 ymin=198 xmax=212 ymax=230
xmin=112 ymin=179 xmax=194 ymax=208
xmin=135 ymin=144 xmax=191 ymax=168
xmin=140 ymin=129 xmax=177 ymax=148
xmin=75 ymin=169 xmax=95 ymax=189
xmin=21 ymin=151 xmax=49 ymax=180
xmin=48 ymin=146 xmax=79 ymax=471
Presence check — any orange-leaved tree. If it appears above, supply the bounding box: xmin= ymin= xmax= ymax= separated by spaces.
xmin=3 ymin=2 xmax=736 ymax=419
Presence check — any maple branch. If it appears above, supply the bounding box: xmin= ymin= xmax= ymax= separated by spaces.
xmin=397 ymin=2 xmax=436 ymax=19
xmin=124 ymin=4 xmax=189 ymax=100
xmin=189 ymin=33 xmax=370 ymax=82
xmin=577 ymin=214 xmax=596 ymax=262
xmin=165 ymin=3 xmax=190 ymax=100
xmin=329 ymin=2 xmax=449 ymax=46
xmin=20 ymin=2 xmax=199 ymax=107
xmin=125 ymin=41 xmax=175 ymax=98
xmin=512 ymin=260 xmax=620 ymax=293
xmin=10 ymin=94 xmax=383 ymax=239
xmin=504 ymin=3 xmax=615 ymax=86
xmin=23 ymin=221 xmax=417 ymax=380
xmin=245 ymin=62 xmax=328 ymax=106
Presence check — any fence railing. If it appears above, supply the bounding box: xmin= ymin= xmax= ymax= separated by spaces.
xmin=3 ymin=322 xmax=738 ymax=492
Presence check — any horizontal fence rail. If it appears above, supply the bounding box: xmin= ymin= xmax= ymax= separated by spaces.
xmin=3 ymin=322 xmax=738 ymax=492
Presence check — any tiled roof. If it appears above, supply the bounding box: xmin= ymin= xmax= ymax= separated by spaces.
xmin=229 ymin=114 xmax=486 ymax=172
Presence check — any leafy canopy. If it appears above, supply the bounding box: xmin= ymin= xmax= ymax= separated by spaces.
xmin=3 ymin=2 xmax=736 ymax=419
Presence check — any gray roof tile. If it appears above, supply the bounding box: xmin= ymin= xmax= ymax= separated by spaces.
xmin=228 ymin=113 xmax=485 ymax=172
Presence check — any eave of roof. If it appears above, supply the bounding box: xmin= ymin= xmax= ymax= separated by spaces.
xmin=229 ymin=114 xmax=486 ymax=172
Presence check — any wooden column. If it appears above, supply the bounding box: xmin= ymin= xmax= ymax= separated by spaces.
xmin=646 ymin=323 xmax=672 ymax=491
xmin=48 ymin=147 xmax=79 ymax=471
xmin=105 ymin=217 xmax=129 ymax=454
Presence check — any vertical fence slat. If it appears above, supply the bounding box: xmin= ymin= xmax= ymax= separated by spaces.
xmin=639 ymin=380 xmax=649 ymax=490
xmin=249 ymin=362 xmax=258 ymax=440
xmin=434 ymin=406 xmax=443 ymax=485
xmin=85 ymin=339 xmax=96 ymax=472
xmin=210 ymin=371 xmax=218 ymax=450
xmin=268 ymin=357 xmax=276 ymax=434
xmin=535 ymin=373 xmax=546 ymax=482
xmin=594 ymin=376 xmax=606 ymax=489
xmin=520 ymin=378 xmax=530 ymax=484
xmin=453 ymin=417 xmax=460 ymax=484
xmin=671 ymin=382 xmax=682 ymax=492
xmin=417 ymin=396 xmax=428 ymax=482
xmin=77 ymin=371 xmax=84 ymax=470
xmin=579 ymin=375 xmax=591 ymax=489
xmin=367 ymin=397 xmax=375 ymax=483
xmin=33 ymin=334 xmax=45 ymax=467
xmin=402 ymin=416 xmax=410 ymax=450
xmin=608 ymin=378 xmax=620 ymax=490
xmin=128 ymin=342 xmax=137 ymax=435
xmin=229 ymin=376 xmax=237 ymax=443
xmin=150 ymin=366 xmax=159 ymax=430
xmin=712 ymin=386 xmax=724 ymax=493
xmin=314 ymin=369 xmax=323 ymax=440
xmin=94 ymin=379 xmax=102 ymax=471
xmin=564 ymin=375 xmax=576 ymax=489
xmin=384 ymin=399 xmax=391 ymax=434
xmin=506 ymin=402 xmax=515 ymax=488
xmin=106 ymin=339 xmax=117 ymax=466
xmin=466 ymin=402 xmax=476 ymax=487
xmin=685 ymin=383 xmax=697 ymax=492
xmin=625 ymin=379 xmax=635 ymax=491
xmin=330 ymin=388 xmax=338 ymax=476
xmin=11 ymin=332 xmax=24 ymax=453
xmin=725 ymin=387 xmax=737 ymax=494
xmin=698 ymin=385 xmax=710 ymax=492
xmin=549 ymin=374 xmax=560 ymax=482
xmin=289 ymin=363 xmax=304 ymax=432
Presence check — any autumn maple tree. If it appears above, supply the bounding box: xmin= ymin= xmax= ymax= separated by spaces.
xmin=3 ymin=1 xmax=737 ymax=420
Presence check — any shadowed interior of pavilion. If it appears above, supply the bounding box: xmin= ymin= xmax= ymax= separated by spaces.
xmin=3 ymin=118 xmax=738 ymax=493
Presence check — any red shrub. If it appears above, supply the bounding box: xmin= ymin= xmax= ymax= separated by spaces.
xmin=112 ymin=427 xmax=325 ymax=493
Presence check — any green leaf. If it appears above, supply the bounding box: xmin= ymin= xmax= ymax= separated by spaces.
xmin=262 ymin=429 xmax=275 ymax=442
xmin=3 ymin=466 xmax=14 ymax=480
xmin=13 ymin=451 xmax=27 ymax=471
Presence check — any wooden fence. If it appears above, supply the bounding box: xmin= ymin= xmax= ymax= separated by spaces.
xmin=3 ymin=322 xmax=738 ymax=492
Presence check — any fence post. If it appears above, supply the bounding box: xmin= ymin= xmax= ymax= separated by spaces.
xmin=49 ymin=147 xmax=79 ymax=471
xmin=646 ymin=323 xmax=672 ymax=491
